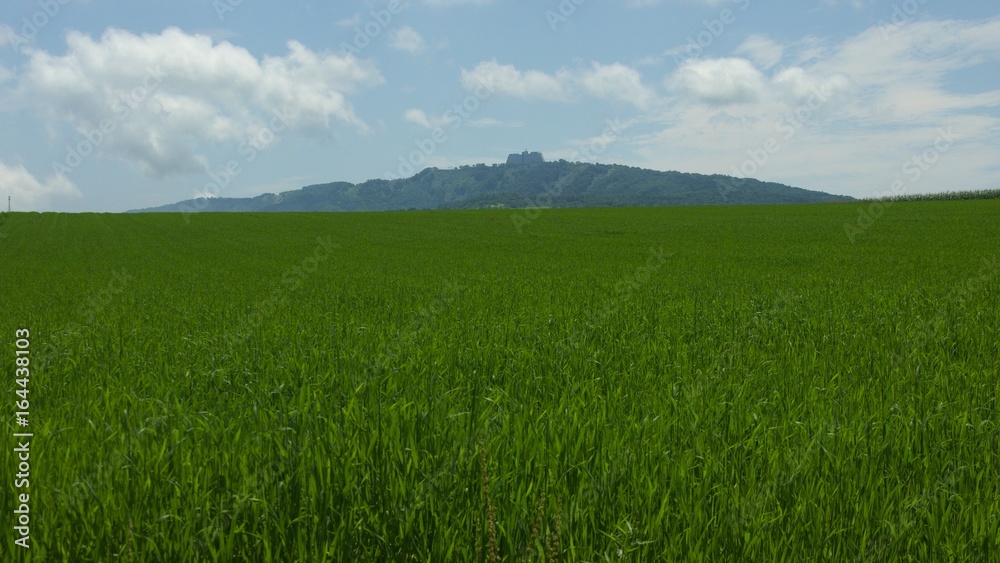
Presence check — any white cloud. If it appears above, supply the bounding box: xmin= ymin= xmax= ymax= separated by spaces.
xmin=390 ymin=26 xmax=427 ymax=54
xmin=0 ymin=161 xmax=81 ymax=210
xmin=669 ymin=58 xmax=766 ymax=105
xmin=735 ymin=35 xmax=784 ymax=70
xmin=665 ymin=55 xmax=853 ymax=108
xmin=404 ymin=108 xmax=449 ymax=129
xmin=460 ymin=60 xmax=656 ymax=109
xmin=577 ymin=62 xmax=657 ymax=109
xmin=14 ymin=27 xmax=383 ymax=178
xmin=461 ymin=60 xmax=572 ymax=102
xmin=632 ymin=18 xmax=1000 ymax=198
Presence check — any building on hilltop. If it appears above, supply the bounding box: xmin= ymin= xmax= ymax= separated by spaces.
xmin=506 ymin=150 xmax=544 ymax=166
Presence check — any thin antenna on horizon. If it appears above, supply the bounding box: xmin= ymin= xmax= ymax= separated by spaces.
xmin=7 ymin=196 xmax=9 ymax=213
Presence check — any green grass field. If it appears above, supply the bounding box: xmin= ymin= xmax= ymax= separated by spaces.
xmin=2 ymin=201 xmax=998 ymax=561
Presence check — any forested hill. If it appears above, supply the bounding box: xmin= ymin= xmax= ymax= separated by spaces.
xmin=129 ymin=161 xmax=853 ymax=213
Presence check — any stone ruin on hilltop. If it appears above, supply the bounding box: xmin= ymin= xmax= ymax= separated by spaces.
xmin=506 ymin=150 xmax=544 ymax=166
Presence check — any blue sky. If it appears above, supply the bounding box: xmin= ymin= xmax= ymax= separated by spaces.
xmin=1 ymin=0 xmax=997 ymax=212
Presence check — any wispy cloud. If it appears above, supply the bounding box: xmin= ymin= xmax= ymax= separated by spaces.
xmin=404 ymin=109 xmax=521 ymax=130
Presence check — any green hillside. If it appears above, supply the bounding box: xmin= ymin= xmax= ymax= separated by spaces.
xmin=130 ymin=161 xmax=853 ymax=213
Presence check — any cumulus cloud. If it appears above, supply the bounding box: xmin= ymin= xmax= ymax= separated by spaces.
xmin=390 ymin=26 xmax=427 ymax=53
xmin=461 ymin=60 xmax=572 ymax=102
xmin=14 ymin=27 xmax=382 ymax=178
xmin=460 ymin=60 xmax=655 ymax=108
xmin=577 ymin=62 xmax=657 ymax=109
xmin=669 ymin=58 xmax=766 ymax=105
xmin=665 ymin=55 xmax=853 ymax=108
xmin=631 ymin=18 xmax=1000 ymax=199
xmin=0 ymin=161 xmax=81 ymax=210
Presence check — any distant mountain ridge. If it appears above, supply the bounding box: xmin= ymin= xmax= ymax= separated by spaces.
xmin=128 ymin=160 xmax=853 ymax=213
